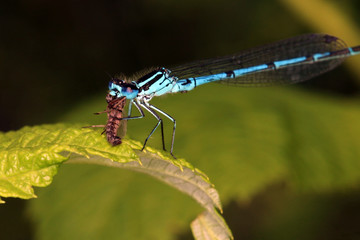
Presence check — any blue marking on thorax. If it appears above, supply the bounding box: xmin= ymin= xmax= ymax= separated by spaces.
xmin=136 ymin=68 xmax=177 ymax=97
xmin=145 ymin=75 xmax=166 ymax=91
xmin=137 ymin=73 xmax=159 ymax=88
xmin=153 ymin=83 xmax=175 ymax=96
xmin=136 ymin=68 xmax=168 ymax=88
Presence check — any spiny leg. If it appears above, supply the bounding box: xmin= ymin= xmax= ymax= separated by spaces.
xmin=149 ymin=104 xmax=176 ymax=158
xmin=120 ymin=100 xmax=145 ymax=120
xmin=159 ymin=117 xmax=166 ymax=151
xmin=144 ymin=102 xmax=166 ymax=151
xmin=139 ymin=101 xmax=166 ymax=152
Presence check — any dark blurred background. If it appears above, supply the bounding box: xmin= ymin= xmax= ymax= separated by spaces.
xmin=2 ymin=0 xmax=360 ymax=133
xmin=1 ymin=0 xmax=360 ymax=239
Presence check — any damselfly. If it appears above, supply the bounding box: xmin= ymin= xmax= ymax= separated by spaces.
xmin=93 ymin=34 xmax=360 ymax=158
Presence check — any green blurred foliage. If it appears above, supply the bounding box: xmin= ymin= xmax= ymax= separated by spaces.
xmin=30 ymin=165 xmax=200 ymax=240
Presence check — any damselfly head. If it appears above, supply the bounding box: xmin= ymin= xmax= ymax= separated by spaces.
xmin=108 ymin=78 xmax=139 ymax=99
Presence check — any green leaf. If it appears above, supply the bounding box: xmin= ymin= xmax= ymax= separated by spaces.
xmin=0 ymin=123 xmax=137 ymax=202
xmin=0 ymin=124 xmax=217 ymax=206
xmin=1 ymin=123 xmax=231 ymax=239
xmin=67 ymin=150 xmax=222 ymax=213
xmin=191 ymin=210 xmax=233 ymax=240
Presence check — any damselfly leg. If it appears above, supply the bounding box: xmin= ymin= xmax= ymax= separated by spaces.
xmin=148 ymin=104 xmax=176 ymax=158
xmin=138 ymin=101 xmax=166 ymax=152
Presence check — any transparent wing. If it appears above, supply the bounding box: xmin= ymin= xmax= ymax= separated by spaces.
xmin=170 ymin=34 xmax=347 ymax=87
